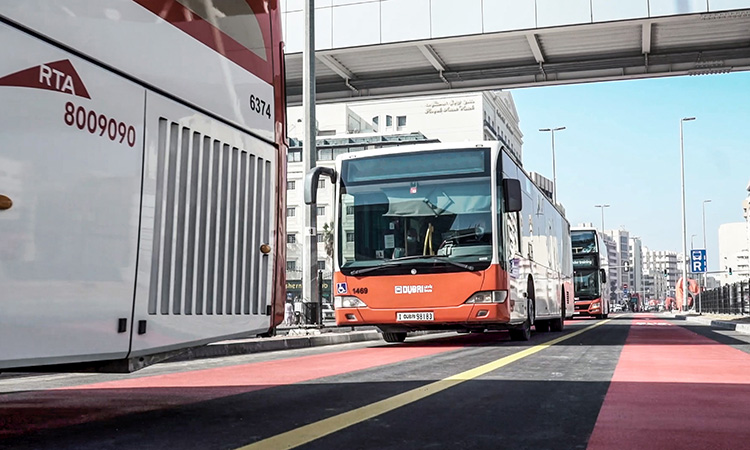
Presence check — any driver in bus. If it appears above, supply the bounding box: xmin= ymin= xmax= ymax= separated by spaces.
xmin=406 ymin=228 xmax=420 ymax=256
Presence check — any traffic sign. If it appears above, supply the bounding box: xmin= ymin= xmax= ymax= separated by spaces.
xmin=690 ymin=249 xmax=707 ymax=273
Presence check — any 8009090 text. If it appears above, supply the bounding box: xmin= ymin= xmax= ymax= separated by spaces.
xmin=64 ymin=101 xmax=136 ymax=147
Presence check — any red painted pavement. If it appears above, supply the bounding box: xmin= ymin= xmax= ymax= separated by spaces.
xmin=588 ymin=317 xmax=750 ymax=449
xmin=0 ymin=343 xmax=462 ymax=438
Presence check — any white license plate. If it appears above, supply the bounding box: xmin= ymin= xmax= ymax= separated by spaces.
xmin=396 ymin=312 xmax=434 ymax=321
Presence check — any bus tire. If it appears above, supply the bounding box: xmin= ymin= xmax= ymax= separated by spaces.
xmin=382 ymin=332 xmax=407 ymax=343
xmin=509 ymin=301 xmax=533 ymax=341
xmin=550 ymin=297 xmax=565 ymax=332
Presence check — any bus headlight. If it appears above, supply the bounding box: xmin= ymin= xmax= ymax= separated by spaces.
xmin=464 ymin=290 xmax=508 ymax=304
xmin=335 ymin=296 xmax=367 ymax=308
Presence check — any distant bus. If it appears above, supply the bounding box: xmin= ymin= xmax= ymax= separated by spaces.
xmin=305 ymin=142 xmax=574 ymax=342
xmin=0 ymin=0 xmax=287 ymax=371
xmin=571 ymin=227 xmax=610 ymax=319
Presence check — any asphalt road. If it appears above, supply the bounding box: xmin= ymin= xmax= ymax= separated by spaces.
xmin=2 ymin=313 xmax=750 ymax=450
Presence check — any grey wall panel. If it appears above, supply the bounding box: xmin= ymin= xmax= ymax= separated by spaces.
xmin=536 ymin=0 xmax=592 ymax=27
xmin=649 ymin=0 xmax=708 ymax=16
xmin=709 ymin=0 xmax=750 ymax=10
xmin=381 ymin=0 xmax=430 ymax=43
xmin=592 ymin=0 xmax=649 ymax=22
xmin=483 ymin=0 xmax=537 ymax=33
xmin=431 ymin=0 xmax=482 ymax=38
xmin=287 ymin=0 xmax=304 ymax=12
xmin=285 ymin=10 xmax=303 ymax=53
xmin=333 ymin=2 xmax=381 ymax=47
xmin=316 ymin=6 xmax=333 ymax=50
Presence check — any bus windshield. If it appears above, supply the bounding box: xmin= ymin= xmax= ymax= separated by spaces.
xmin=572 ymin=230 xmax=598 ymax=255
xmin=337 ymin=150 xmax=493 ymax=276
xmin=574 ymin=269 xmax=600 ymax=300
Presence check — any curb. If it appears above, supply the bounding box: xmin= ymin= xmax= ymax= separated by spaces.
xmin=673 ymin=314 xmax=750 ymax=335
xmin=166 ymin=330 xmax=383 ymax=362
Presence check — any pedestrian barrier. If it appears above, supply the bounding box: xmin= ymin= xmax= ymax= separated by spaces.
xmin=699 ymin=280 xmax=750 ymax=315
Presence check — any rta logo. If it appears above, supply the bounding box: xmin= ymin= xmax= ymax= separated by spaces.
xmin=0 ymin=59 xmax=91 ymax=99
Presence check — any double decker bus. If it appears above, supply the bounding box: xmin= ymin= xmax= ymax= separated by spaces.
xmin=0 ymin=0 xmax=286 ymax=371
xmin=305 ymin=142 xmax=573 ymax=342
xmin=571 ymin=227 xmax=610 ymax=319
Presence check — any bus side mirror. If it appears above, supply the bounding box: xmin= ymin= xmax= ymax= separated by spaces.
xmin=600 ymin=269 xmax=607 ymax=283
xmin=304 ymin=166 xmax=337 ymax=205
xmin=503 ymin=178 xmax=522 ymax=213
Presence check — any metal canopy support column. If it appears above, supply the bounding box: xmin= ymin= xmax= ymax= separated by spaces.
xmin=642 ymin=22 xmax=653 ymax=68
xmin=302 ymin=0 xmax=319 ymax=324
xmin=417 ymin=44 xmax=450 ymax=85
xmin=318 ymin=54 xmax=359 ymax=92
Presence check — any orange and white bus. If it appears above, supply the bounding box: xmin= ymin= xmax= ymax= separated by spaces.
xmin=305 ymin=142 xmax=573 ymax=342
xmin=0 ymin=0 xmax=287 ymax=371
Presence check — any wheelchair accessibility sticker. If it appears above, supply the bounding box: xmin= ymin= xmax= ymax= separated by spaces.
xmin=336 ymin=282 xmax=348 ymax=294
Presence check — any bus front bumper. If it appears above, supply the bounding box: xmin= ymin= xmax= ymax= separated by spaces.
xmin=574 ymin=300 xmax=603 ymax=316
xmin=334 ymin=303 xmax=513 ymax=331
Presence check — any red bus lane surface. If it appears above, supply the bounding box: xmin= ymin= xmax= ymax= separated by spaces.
xmin=588 ymin=317 xmax=750 ymax=449
xmin=0 ymin=343 xmax=462 ymax=438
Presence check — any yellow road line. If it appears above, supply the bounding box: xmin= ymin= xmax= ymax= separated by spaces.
xmin=238 ymin=320 xmax=610 ymax=450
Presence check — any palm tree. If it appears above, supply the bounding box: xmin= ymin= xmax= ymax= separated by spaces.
xmin=322 ymin=222 xmax=334 ymax=259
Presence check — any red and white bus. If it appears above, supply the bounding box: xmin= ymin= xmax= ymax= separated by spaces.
xmin=0 ymin=0 xmax=286 ymax=371
xmin=305 ymin=142 xmax=573 ymax=342
xmin=571 ymin=227 xmax=610 ymax=319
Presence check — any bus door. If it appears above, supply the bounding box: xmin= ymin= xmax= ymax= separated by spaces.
xmin=0 ymin=23 xmax=145 ymax=368
xmin=129 ymin=93 xmax=278 ymax=356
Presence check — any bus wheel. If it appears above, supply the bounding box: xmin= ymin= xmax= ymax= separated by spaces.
xmin=382 ymin=332 xmax=407 ymax=343
xmin=509 ymin=301 xmax=532 ymax=341
xmin=550 ymin=305 xmax=564 ymax=332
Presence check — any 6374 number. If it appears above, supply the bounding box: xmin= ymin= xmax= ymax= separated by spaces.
xmin=249 ymin=94 xmax=271 ymax=119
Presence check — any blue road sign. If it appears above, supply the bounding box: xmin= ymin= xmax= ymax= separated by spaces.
xmin=690 ymin=249 xmax=707 ymax=273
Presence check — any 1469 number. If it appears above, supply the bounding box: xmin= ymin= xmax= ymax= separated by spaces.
xmin=249 ymin=94 xmax=271 ymax=119
xmin=353 ymin=287 xmax=368 ymax=294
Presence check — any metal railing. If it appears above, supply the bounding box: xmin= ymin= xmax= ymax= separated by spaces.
xmin=699 ymin=280 xmax=750 ymax=315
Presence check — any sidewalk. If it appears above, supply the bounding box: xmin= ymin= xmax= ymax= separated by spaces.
xmin=165 ymin=324 xmax=382 ymax=363
xmin=671 ymin=312 xmax=750 ymax=335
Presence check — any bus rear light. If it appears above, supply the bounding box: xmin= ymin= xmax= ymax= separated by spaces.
xmin=335 ymin=296 xmax=367 ymax=308
xmin=465 ymin=290 xmax=508 ymax=304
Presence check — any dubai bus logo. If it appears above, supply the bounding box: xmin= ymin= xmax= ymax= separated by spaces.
xmin=395 ymin=284 xmax=433 ymax=294
xmin=0 ymin=59 xmax=91 ymax=99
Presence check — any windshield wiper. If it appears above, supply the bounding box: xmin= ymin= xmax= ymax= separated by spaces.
xmin=349 ymin=255 xmax=474 ymax=276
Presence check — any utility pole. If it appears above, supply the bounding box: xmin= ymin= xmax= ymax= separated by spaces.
xmin=679 ymin=117 xmax=695 ymax=312
xmin=594 ymin=204 xmax=610 ymax=233
xmin=539 ymin=127 xmax=565 ymax=204
xmin=302 ymin=0 xmax=319 ymax=324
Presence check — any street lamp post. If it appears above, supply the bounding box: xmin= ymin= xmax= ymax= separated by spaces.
xmin=700 ymin=199 xmax=711 ymax=313
xmin=594 ymin=204 xmax=610 ymax=232
xmin=691 ymin=234 xmax=697 ymax=250
xmin=680 ymin=117 xmax=696 ymax=312
xmin=702 ymin=200 xmax=712 ymax=251
xmin=539 ymin=127 xmax=566 ymax=204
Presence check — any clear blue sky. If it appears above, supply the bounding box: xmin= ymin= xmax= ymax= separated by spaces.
xmin=510 ymin=72 xmax=750 ymax=270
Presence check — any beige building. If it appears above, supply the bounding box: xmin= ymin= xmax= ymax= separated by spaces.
xmin=718 ymin=222 xmax=749 ymax=285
